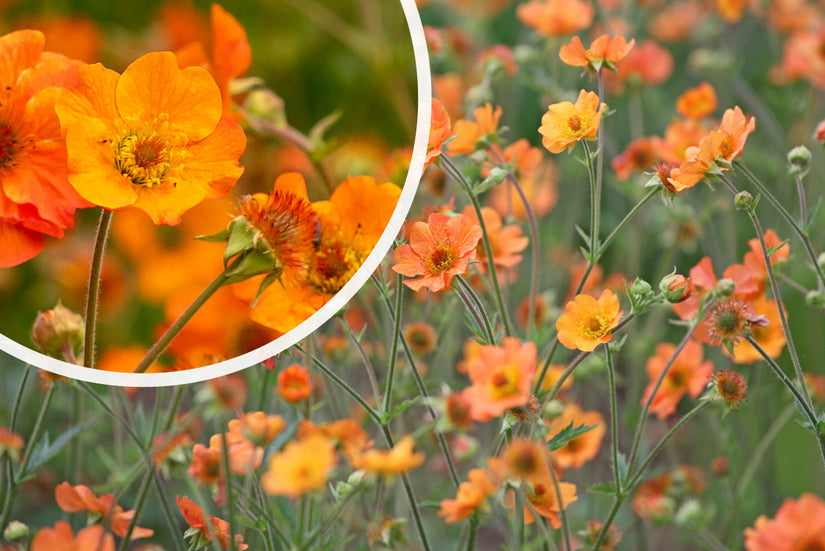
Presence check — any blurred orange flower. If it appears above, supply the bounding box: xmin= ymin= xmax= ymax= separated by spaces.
xmin=448 ymin=103 xmax=502 ymax=155
xmin=188 ymin=443 xmax=222 ymax=485
xmin=177 ymin=495 xmax=249 ymax=550
xmin=234 ymin=412 xmax=286 ymax=448
xmin=426 ymin=99 xmax=453 ymax=169
xmin=547 ymin=403 xmax=605 ymax=468
xmin=55 ymin=482 xmax=154 ymax=539
xmin=539 ymin=90 xmax=605 ymax=154
xmin=351 ymin=436 xmax=425 ymax=475
xmin=520 ymin=474 xmax=578 ymax=528
xmin=744 ymin=493 xmax=825 ymax=551
xmin=559 ymin=34 xmax=635 ymax=72
xmin=609 ymin=39 xmax=674 ymax=92
xmin=55 ymin=51 xmax=246 ymax=225
xmin=0 ymin=427 xmax=23 ymax=460
xmin=517 ymin=0 xmax=594 ymax=37
xmin=31 ymin=522 xmax=114 ymax=551
xmin=641 ymin=340 xmax=714 ymax=419
xmin=439 ymin=468 xmax=498 ymax=523
xmin=0 ymin=29 xmax=88 ymax=267
xmin=277 ymin=364 xmax=313 ymax=402
xmin=461 ymin=205 xmax=528 ymax=274
xmin=725 ymin=297 xmax=786 ymax=364
xmin=461 ymin=337 xmax=537 ymax=422
xmin=676 ymin=82 xmax=718 ymax=119
xmin=556 ymin=289 xmax=623 ymax=351
xmin=393 ymin=212 xmax=483 ymax=292
xmin=261 ymin=434 xmax=337 ymax=498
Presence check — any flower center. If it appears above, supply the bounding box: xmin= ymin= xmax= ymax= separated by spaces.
xmin=489 ymin=364 xmax=519 ymax=400
xmin=306 ymin=229 xmax=364 ymax=295
xmin=582 ymin=313 xmax=609 ymax=339
xmin=567 ymin=115 xmax=582 ymax=133
xmin=115 ymin=133 xmax=171 ymax=187
xmin=425 ymin=242 xmax=458 ymax=275
xmin=0 ymin=124 xmax=18 ymax=169
xmin=719 ymin=135 xmax=735 ymax=159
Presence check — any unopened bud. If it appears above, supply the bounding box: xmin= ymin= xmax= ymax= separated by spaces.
xmin=31 ymin=302 xmax=84 ymax=362
xmin=734 ymin=191 xmax=753 ymax=210
xmin=717 ymin=278 xmax=736 ymax=297
xmin=787 ymin=145 xmax=812 ymax=171
xmin=710 ymin=456 xmax=728 ymax=477
xmin=244 ymin=89 xmax=286 ymax=129
xmin=675 ymin=499 xmax=706 ymax=531
xmin=660 ymin=272 xmax=691 ymax=303
xmin=543 ymin=399 xmax=565 ymax=419
xmin=3 ymin=520 xmax=28 ymax=541
xmin=806 ymin=290 xmax=825 ymax=308
xmin=631 ymin=278 xmax=653 ymax=297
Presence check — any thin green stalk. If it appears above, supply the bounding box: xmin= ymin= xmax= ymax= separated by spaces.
xmin=605 ymin=345 xmax=622 ymax=496
xmin=595 ymin=73 xmax=605 ymax=247
xmin=794 ymin=172 xmax=808 ymax=227
xmin=220 ymin=430 xmax=239 ymax=551
xmin=257 ymin=367 xmax=272 ymax=411
xmin=380 ymin=426 xmax=432 ymax=551
xmin=734 ymin=161 xmax=825 ymax=289
xmin=134 ymin=264 xmax=232 ymax=373
xmin=441 ymin=154 xmax=513 ymax=336
xmin=343 ymin=316 xmax=381 ymax=409
xmin=1 ymin=366 xmax=31 ymax=519
xmin=117 ymin=469 xmax=154 ymax=551
xmin=626 ymin=322 xmax=697 ymax=472
xmin=582 ymin=140 xmax=598 ymax=257
xmin=382 ymin=273 xmax=404 ymax=415
xmin=300 ymin=484 xmax=361 ymax=551
xmin=455 ymin=275 xmax=495 ymax=343
xmin=84 ymin=208 xmax=113 ymax=368
xmin=736 ymin=403 xmax=795 ymax=497
xmin=465 ymin=515 xmax=479 ymax=551
xmin=487 ymin=146 xmax=541 ymax=340
xmin=547 ymin=464 xmax=572 ymax=551
xmin=253 ymin=473 xmax=288 ymax=548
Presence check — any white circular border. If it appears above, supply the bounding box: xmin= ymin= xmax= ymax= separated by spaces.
xmin=0 ymin=0 xmax=432 ymax=387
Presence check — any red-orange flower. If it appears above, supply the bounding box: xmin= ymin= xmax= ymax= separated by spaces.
xmin=0 ymin=30 xmax=89 ymax=267
xmin=0 ymin=426 xmax=23 ymax=460
xmin=556 ymin=289 xmax=623 ymax=351
xmin=426 ymin=99 xmax=452 ymax=169
xmin=461 ymin=337 xmax=537 ymax=422
xmin=439 ymin=468 xmax=498 ymax=523
xmin=461 ymin=205 xmax=528 ymax=273
xmin=546 ymin=403 xmax=606 ymax=468
xmin=559 ymin=34 xmax=635 ymax=73
xmin=31 ymin=522 xmax=114 ymax=551
xmin=177 ymin=495 xmax=249 ymax=550
xmin=539 ymin=90 xmax=605 ymax=154
xmin=55 ymin=482 xmax=153 ymax=539
xmin=641 ymin=340 xmax=714 ymax=419
xmin=676 ymin=82 xmax=718 ymax=119
xmin=744 ymin=493 xmax=825 ymax=551
xmin=55 ymin=51 xmax=246 ymax=225
xmin=517 ymin=0 xmax=594 ymax=37
xmin=448 ymin=103 xmax=502 ymax=155
xmin=393 ymin=212 xmax=483 ymax=292
xmin=277 ymin=364 xmax=313 ymax=403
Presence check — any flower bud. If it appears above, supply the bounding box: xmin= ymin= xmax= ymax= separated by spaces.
xmin=543 ymin=399 xmax=565 ymax=420
xmin=806 ymin=290 xmax=825 ymax=309
xmin=31 ymin=302 xmax=84 ymax=362
xmin=659 ymin=272 xmax=691 ymax=303
xmin=675 ymin=498 xmax=706 ymax=531
xmin=3 ymin=520 xmax=28 ymax=541
xmin=631 ymin=278 xmax=653 ymax=297
xmin=244 ymin=88 xmax=286 ymax=129
xmin=716 ymin=278 xmax=736 ymax=297
xmin=710 ymin=456 xmax=728 ymax=477
xmin=734 ymin=191 xmax=753 ymax=210
xmin=787 ymin=145 xmax=812 ymax=172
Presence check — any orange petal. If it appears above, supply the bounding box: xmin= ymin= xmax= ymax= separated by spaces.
xmin=55 ymin=62 xmax=120 ymax=129
xmin=0 ymin=30 xmax=44 ymax=87
xmin=0 ymin=221 xmax=44 ymax=267
xmin=559 ymin=35 xmax=589 ymax=67
xmin=178 ymin=116 xmax=246 ymax=199
xmin=211 ymin=4 xmax=251 ymax=83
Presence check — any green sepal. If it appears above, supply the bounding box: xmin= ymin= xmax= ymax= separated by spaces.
xmin=250 ymin=271 xmax=283 ymax=308
xmin=195 ymin=227 xmax=228 ymax=242
xmin=223 ymin=250 xmax=282 ymax=286
xmin=224 ymin=218 xmax=260 ymax=264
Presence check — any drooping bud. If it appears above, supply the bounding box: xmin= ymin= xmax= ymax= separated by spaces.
xmin=31 ymin=302 xmax=84 ymax=363
xmin=787 ymin=145 xmax=812 ymax=175
xmin=631 ymin=278 xmax=653 ymax=298
xmin=659 ymin=272 xmax=691 ymax=303
xmin=3 ymin=520 xmax=28 ymax=541
xmin=734 ymin=191 xmax=753 ymax=211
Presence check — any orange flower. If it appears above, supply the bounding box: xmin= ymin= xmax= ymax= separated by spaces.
xmin=676 ymin=82 xmax=718 ymax=119
xmin=54 ymin=482 xmax=153 ymax=539
xmin=744 ymin=493 xmax=825 ymax=551
xmin=461 ymin=205 xmax=528 ymax=275
xmin=641 ymin=340 xmax=714 ymax=419
xmin=711 ymin=369 xmax=748 ymax=410
xmin=55 ymin=51 xmax=246 ymax=225
xmin=501 ymin=437 xmax=552 ymax=481
xmin=261 ymin=434 xmax=337 ymax=498
xmin=31 ymin=522 xmax=114 ymax=551
xmin=539 ymin=90 xmax=605 ymax=154
xmin=351 ymin=436 xmax=425 ymax=475
xmin=426 ymin=99 xmax=452 ymax=169
xmin=296 ymin=418 xmax=373 ymax=463
xmin=0 ymin=30 xmax=89 ymax=267
xmin=177 ymin=495 xmax=249 ymax=550
xmin=556 ymin=289 xmax=623 ymax=352
xmin=439 ymin=468 xmax=498 ymax=523
xmin=520 ymin=474 xmax=578 ymax=528
xmin=277 ymin=364 xmax=313 ymax=402
xmin=404 ymin=321 xmax=438 ymax=354
xmin=559 ymin=34 xmax=635 ymax=73
xmin=210 ymin=426 xmax=263 ymax=475
xmin=461 ymin=337 xmax=537 ymax=422
xmin=207 ymin=373 xmax=248 ymax=409
xmin=517 ymin=0 xmax=594 ymax=37
xmin=234 ymin=411 xmax=286 ymax=448
xmin=611 ymin=136 xmax=669 ymax=180
xmin=188 ymin=443 xmax=222 ymax=484
xmin=725 ymin=297 xmax=786 ymax=364
xmin=175 ymin=4 xmax=251 ymax=120
xmin=546 ymin=403 xmax=606 ymax=468
xmin=448 ymin=103 xmax=502 ymax=155
xmin=0 ymin=426 xmax=24 ymax=460
xmin=610 ymin=39 xmax=674 ymax=92
xmin=392 ymin=212 xmax=483 ymax=292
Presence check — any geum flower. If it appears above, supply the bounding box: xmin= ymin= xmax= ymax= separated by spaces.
xmin=31 ymin=522 xmax=114 ymax=551
xmin=55 ymin=50 xmax=246 ymax=225
xmin=425 ymin=98 xmax=453 ymax=169
xmin=55 ymin=481 xmax=154 ymax=539
xmin=556 ymin=289 xmax=623 ymax=352
xmin=177 ymin=495 xmax=249 ymax=550
xmin=0 ymin=29 xmax=89 ymax=267
xmin=559 ymin=34 xmax=635 ymax=75
xmin=641 ymin=339 xmax=713 ymax=419
xmin=392 ymin=212 xmax=483 ymax=292
xmin=744 ymin=493 xmax=825 ymax=551
xmin=539 ymin=90 xmax=605 ymax=154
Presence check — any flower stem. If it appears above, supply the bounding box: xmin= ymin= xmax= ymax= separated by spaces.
xmin=455 ymin=275 xmax=496 ymax=343
xmin=220 ymin=429 xmax=239 ymax=551
xmin=441 ymin=154 xmax=513 ymax=336
xmin=605 ymin=344 xmax=622 ymax=496
xmin=382 ymin=273 xmax=404 ymax=415
xmin=343 ymin=316 xmax=382 ymax=409
xmin=117 ymin=469 xmax=154 ymax=551
xmin=794 ymin=171 xmax=808 ymax=228
xmin=84 ymin=208 xmax=113 ymax=368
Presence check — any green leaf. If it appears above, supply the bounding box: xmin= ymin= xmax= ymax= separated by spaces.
xmin=472 ymin=166 xmax=509 ymax=196
xmin=587 ymin=482 xmax=616 ymax=495
xmin=381 ymin=397 xmax=420 ymax=424
xmin=195 ymin=227 xmax=228 ymax=242
xmin=574 ymin=224 xmax=590 ymax=246
xmin=224 ymin=219 xmax=258 ymax=264
xmin=223 ymin=251 xmax=280 ymax=285
xmin=309 ymin=110 xmax=342 ymax=145
xmin=547 ymin=420 xmax=602 ymax=451
xmin=24 ymin=418 xmax=95 ymax=476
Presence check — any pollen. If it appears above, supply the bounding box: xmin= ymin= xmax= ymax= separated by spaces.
xmin=567 ymin=115 xmax=582 ymax=132
xmin=306 ymin=229 xmax=365 ymax=295
xmin=0 ymin=124 xmax=18 ymax=169
xmin=489 ymin=364 xmax=519 ymax=400
xmin=115 ymin=132 xmax=171 ymax=187
xmin=582 ymin=313 xmax=609 ymax=339
xmin=424 ymin=242 xmax=458 ymax=274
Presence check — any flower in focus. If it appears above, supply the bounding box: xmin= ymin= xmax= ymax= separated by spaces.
xmin=461 ymin=337 xmax=537 ymax=422
xmin=439 ymin=468 xmax=498 ymax=523
xmin=559 ymin=34 xmax=635 ymax=74
xmin=261 ymin=434 xmax=337 ymax=498
xmin=30 ymin=522 xmax=114 ymax=551
xmin=539 ymin=90 xmax=605 ymax=154
xmin=641 ymin=340 xmax=714 ymax=419
xmin=546 ymin=403 xmax=605 ymax=469
xmin=351 ymin=436 xmax=425 ymax=476
xmin=277 ymin=364 xmax=313 ymax=403
xmin=676 ymin=82 xmax=718 ymax=119
xmin=426 ymin=99 xmax=453 ymax=169
xmin=55 ymin=51 xmax=246 ymax=225
xmin=177 ymin=496 xmax=248 ymax=550
xmin=517 ymin=0 xmax=594 ymax=37
xmin=392 ymin=212 xmax=483 ymax=292
xmin=0 ymin=30 xmax=89 ymax=267
xmin=744 ymin=493 xmax=825 ymax=551
xmin=556 ymin=289 xmax=623 ymax=352
xmin=703 ymin=297 xmax=764 ymax=349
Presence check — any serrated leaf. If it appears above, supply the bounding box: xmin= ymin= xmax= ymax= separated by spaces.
xmin=24 ymin=418 xmax=95 ymax=476
xmin=587 ymin=482 xmax=616 ymax=495
xmin=382 ymin=397 xmax=420 ymax=423
xmin=574 ymin=224 xmax=590 ymax=245
xmin=547 ymin=421 xmax=602 ymax=451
